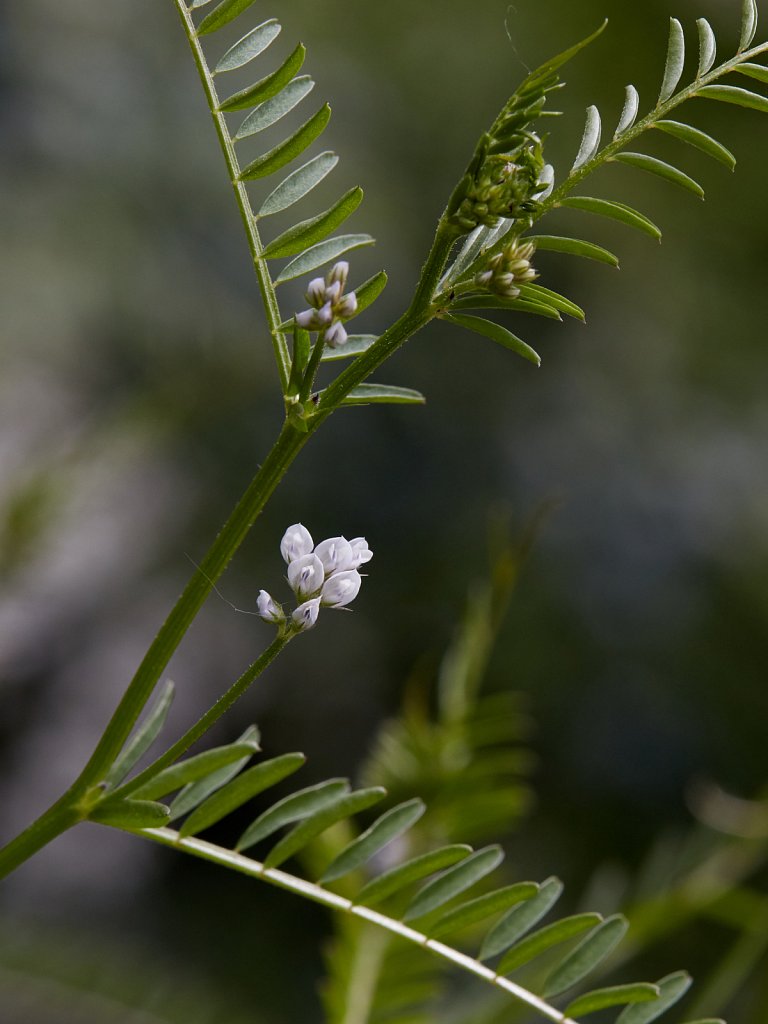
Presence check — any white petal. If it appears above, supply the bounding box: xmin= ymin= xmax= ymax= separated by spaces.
xmin=321 ymin=569 xmax=362 ymax=608
xmin=324 ymin=321 xmax=348 ymax=349
xmin=292 ymin=597 xmax=320 ymax=631
xmin=280 ymin=523 xmax=314 ymax=564
xmin=287 ymin=552 xmax=325 ymax=599
xmin=348 ymin=537 xmax=373 ymax=568
xmin=256 ymin=589 xmax=284 ymax=624
xmin=314 ymin=537 xmax=354 ymax=575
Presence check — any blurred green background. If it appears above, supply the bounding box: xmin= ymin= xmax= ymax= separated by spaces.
xmin=1 ymin=0 xmax=767 ymax=1020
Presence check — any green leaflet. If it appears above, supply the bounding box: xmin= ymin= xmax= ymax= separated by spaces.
xmin=565 ymin=984 xmax=661 ymax=1018
xmin=265 ymin=788 xmax=387 ymax=869
xmin=179 ymin=753 xmax=306 ymax=838
xmin=736 ymin=62 xmax=768 ymax=84
xmin=497 ymin=913 xmax=602 ymax=976
xmin=219 ymin=44 xmax=306 ymax=112
xmin=320 ymin=799 xmax=426 ymax=883
xmin=341 ymin=384 xmax=426 ymax=407
xmin=698 ymin=84 xmax=768 ymax=114
xmin=615 ymin=84 xmax=640 ymax=137
xmin=198 ymin=0 xmax=263 ymax=36
xmin=612 ymin=152 xmax=704 ymax=198
xmin=240 ymin=105 xmax=331 ymax=181
xmin=572 ymin=105 xmax=602 ymax=170
xmin=259 ymin=152 xmax=339 ymax=217
xmin=321 ymin=335 xmax=378 ymax=362
xmin=740 ymin=0 xmax=759 ymax=51
xmin=616 ymin=972 xmax=693 ymax=1024
xmin=696 ymin=19 xmax=717 ymax=77
xmin=443 ymin=313 xmax=541 ymax=367
xmin=517 ymin=283 xmax=585 ymax=321
xmin=132 ymin=742 xmax=262 ymax=800
xmin=263 ymin=188 xmax=363 ymax=258
xmin=168 ymin=725 xmax=261 ymax=822
xmin=104 ymin=680 xmax=175 ymax=787
xmin=430 ymin=882 xmax=539 ymax=939
xmin=655 ymin=120 xmax=736 ymax=170
xmin=559 ymin=196 xmax=662 ymax=240
xmin=90 ymin=799 xmax=170 ymax=830
xmin=236 ymin=77 xmax=315 ymax=139
xmin=274 ymin=234 xmax=374 ymax=284
xmin=525 ymin=234 xmax=619 ymax=266
xmin=480 ymin=875 xmax=563 ymax=960
xmin=352 ymin=270 xmax=388 ymax=315
xmin=543 ymin=913 xmax=628 ymax=996
xmin=449 ymin=295 xmax=561 ymax=320
xmin=659 ymin=18 xmax=685 ymax=102
xmin=356 ymin=846 xmax=474 ymax=907
xmin=237 ymin=779 xmax=350 ymax=852
xmin=519 ymin=20 xmax=607 ymax=93
xmin=403 ymin=846 xmax=504 ymax=922
xmin=214 ymin=20 xmax=281 ymax=74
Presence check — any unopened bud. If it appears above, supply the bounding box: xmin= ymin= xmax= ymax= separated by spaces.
xmin=280 ymin=524 xmax=314 ymax=564
xmin=292 ymin=597 xmax=321 ymax=631
xmin=257 ymin=590 xmax=285 ymax=625
xmin=324 ymin=321 xmax=348 ymax=349
xmin=327 ymin=261 xmax=349 ymax=289
xmin=306 ymin=277 xmax=326 ymax=307
xmin=336 ymin=292 xmax=358 ymax=318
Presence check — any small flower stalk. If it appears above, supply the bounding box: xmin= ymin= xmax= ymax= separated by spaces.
xmin=475 ymin=239 xmax=538 ymax=298
xmin=295 ymin=261 xmax=358 ymax=350
xmin=259 ymin=524 xmax=373 ymax=634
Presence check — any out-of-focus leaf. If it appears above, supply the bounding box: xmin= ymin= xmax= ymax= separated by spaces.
xmin=104 ymin=680 xmax=175 ymax=787
xmin=480 ymin=876 xmax=563 ymax=960
xmin=352 ymin=270 xmax=388 ymax=315
xmin=565 ymin=984 xmax=661 ymax=1018
xmin=90 ymin=799 xmax=170 ymax=830
xmin=544 ymin=914 xmax=628 ymax=996
xmin=321 ymin=335 xmax=378 ymax=362
xmin=616 ymin=972 xmax=693 ymax=1024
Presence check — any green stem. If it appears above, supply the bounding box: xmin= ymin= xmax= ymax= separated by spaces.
xmin=299 ymin=330 xmax=329 ymax=404
xmin=112 ymin=632 xmax=291 ymax=801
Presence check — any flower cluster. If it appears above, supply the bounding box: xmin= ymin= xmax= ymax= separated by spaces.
xmin=475 ymin=239 xmax=537 ymax=298
xmin=295 ymin=262 xmax=358 ymax=349
xmin=450 ymin=140 xmax=545 ymax=233
xmin=258 ymin=524 xmax=373 ymax=632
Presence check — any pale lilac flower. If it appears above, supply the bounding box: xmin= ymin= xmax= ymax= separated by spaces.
xmin=306 ymin=277 xmax=326 ymax=306
xmin=321 ymin=570 xmax=362 ymax=608
xmin=314 ymin=537 xmax=354 ymax=576
xmin=295 ymin=309 xmax=316 ymax=329
xmin=287 ymin=553 xmax=325 ymax=600
xmin=292 ymin=597 xmax=321 ymax=631
xmin=348 ymin=537 xmax=373 ymax=568
xmin=280 ymin=523 xmax=314 ymax=564
xmin=324 ymin=321 xmax=348 ymax=349
xmin=257 ymin=590 xmax=284 ymax=625
xmin=327 ymin=261 xmax=349 ymax=288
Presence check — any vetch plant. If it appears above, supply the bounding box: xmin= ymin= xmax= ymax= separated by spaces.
xmin=2 ymin=0 xmax=768 ymax=1019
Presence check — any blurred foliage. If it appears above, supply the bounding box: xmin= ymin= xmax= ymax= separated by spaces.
xmin=1 ymin=0 xmax=768 ymax=1021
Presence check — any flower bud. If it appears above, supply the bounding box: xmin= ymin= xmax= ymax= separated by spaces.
xmin=280 ymin=523 xmax=314 ymax=564
xmin=257 ymin=590 xmax=285 ymax=625
xmin=316 ymin=301 xmax=334 ymax=326
xmin=306 ymin=277 xmax=326 ymax=307
xmin=287 ymin=552 xmax=325 ymax=599
xmin=336 ymin=292 xmax=358 ymax=319
xmin=314 ymin=537 xmax=355 ymax=575
xmin=292 ymin=597 xmax=321 ymax=631
xmin=295 ymin=309 xmax=317 ymax=329
xmin=324 ymin=321 xmax=348 ymax=349
xmin=327 ymin=261 xmax=349 ymax=289
xmin=348 ymin=537 xmax=373 ymax=568
xmin=321 ymin=570 xmax=362 ymax=608
xmin=325 ymin=280 xmax=342 ymax=304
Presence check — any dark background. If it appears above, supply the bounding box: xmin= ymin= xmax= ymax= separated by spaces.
xmin=1 ymin=0 xmax=767 ymax=1020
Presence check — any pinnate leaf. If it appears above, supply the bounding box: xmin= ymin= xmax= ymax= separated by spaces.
xmin=565 ymin=984 xmax=661 ymax=1018
xmin=237 ymin=779 xmax=350 ymax=851
xmin=275 ymin=234 xmax=374 ymax=284
xmin=265 ymin=788 xmax=387 ymax=869
xmin=403 ymin=846 xmax=504 ymax=921
xmin=104 ymin=680 xmax=174 ymax=787
xmin=613 ymin=152 xmax=704 ymax=198
xmin=356 ymin=846 xmax=473 ymax=906
xmin=497 ymin=913 xmax=602 ymax=976
xmin=240 ymin=105 xmax=331 ymax=181
xmin=219 ymin=44 xmax=306 ymax=112
xmin=480 ymin=876 xmax=563 ymax=960
xmin=236 ymin=77 xmax=315 ymax=139
xmin=321 ymin=799 xmax=426 ymax=883
xmin=544 ymin=913 xmax=628 ymax=996
xmin=263 ymin=187 xmax=363 ymax=258
xmin=443 ymin=313 xmax=541 ymax=367
xmin=214 ymin=20 xmax=281 ymax=74
xmin=259 ymin=152 xmax=338 ymax=217
xmin=180 ymin=753 xmax=306 ymax=838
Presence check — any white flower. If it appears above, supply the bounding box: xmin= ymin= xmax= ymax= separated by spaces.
xmin=314 ymin=537 xmax=354 ymax=576
xmin=292 ymin=597 xmax=321 ymax=631
xmin=306 ymin=277 xmax=326 ymax=306
xmin=327 ymin=261 xmax=349 ymax=289
xmin=295 ymin=309 xmax=316 ymax=329
xmin=280 ymin=524 xmax=314 ymax=564
xmin=321 ymin=569 xmax=362 ymax=608
xmin=287 ymin=552 xmax=325 ymax=599
xmin=348 ymin=537 xmax=373 ymax=568
xmin=324 ymin=321 xmax=348 ymax=349
xmin=257 ymin=590 xmax=284 ymax=625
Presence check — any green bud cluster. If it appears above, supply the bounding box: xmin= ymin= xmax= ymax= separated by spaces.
xmin=475 ymin=240 xmax=538 ymax=298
